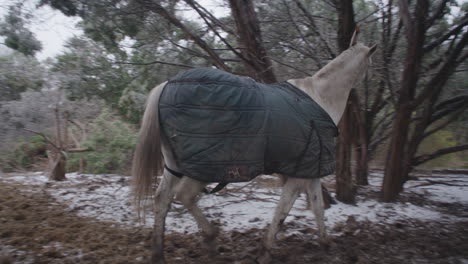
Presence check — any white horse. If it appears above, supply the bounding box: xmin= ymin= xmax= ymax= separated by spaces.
xmin=132 ymin=31 xmax=376 ymax=263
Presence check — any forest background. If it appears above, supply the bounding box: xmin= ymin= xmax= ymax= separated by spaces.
xmin=0 ymin=0 xmax=467 ymax=202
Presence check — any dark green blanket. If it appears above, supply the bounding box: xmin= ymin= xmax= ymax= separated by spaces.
xmin=159 ymin=68 xmax=338 ymax=183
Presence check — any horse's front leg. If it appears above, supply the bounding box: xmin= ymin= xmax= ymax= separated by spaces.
xmin=258 ymin=177 xmax=300 ymax=264
xmin=151 ymin=172 xmax=179 ymax=264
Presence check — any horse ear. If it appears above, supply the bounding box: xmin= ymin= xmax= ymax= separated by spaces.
xmin=349 ymin=26 xmax=360 ymax=47
xmin=368 ymin=44 xmax=378 ymax=56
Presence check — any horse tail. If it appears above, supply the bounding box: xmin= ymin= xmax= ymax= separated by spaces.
xmin=132 ymin=82 xmax=167 ymax=218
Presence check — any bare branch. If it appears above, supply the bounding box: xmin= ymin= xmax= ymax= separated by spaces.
xmin=184 ymin=0 xmax=236 ymax=35
xmin=269 ymin=57 xmax=313 ymax=76
xmin=424 ymin=17 xmax=468 ymax=53
xmin=423 ymin=107 xmax=467 ymax=139
xmin=282 ymin=0 xmax=323 ymax=68
xmin=68 ymin=148 xmax=93 ymax=153
xmin=430 ymin=95 xmax=468 ymax=124
xmin=411 ymin=179 xmax=468 ymax=188
xmin=357 ymin=4 xmax=389 ymax=24
xmin=414 ymin=31 xmax=468 ymax=108
xmin=413 ymin=144 xmax=468 ymax=166
xmin=113 ymin=60 xmax=194 ymax=69
xmin=457 ymin=52 xmax=468 ymax=64
xmin=69 ymin=129 xmax=81 ymax=147
xmin=23 ymin=128 xmax=61 ymax=152
xmin=68 ymin=119 xmax=85 ymax=133
xmin=134 ymin=0 xmax=229 ymax=71
xmin=388 ymin=19 xmax=403 ymax=59
xmin=293 ymin=0 xmax=336 ymax=57
xmin=54 ymin=107 xmax=62 ymax=148
xmin=426 ymin=0 xmax=451 ymax=27
xmin=185 ymin=0 xmax=253 ymax=69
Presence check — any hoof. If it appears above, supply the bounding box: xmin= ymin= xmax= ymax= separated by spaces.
xmin=318 ymin=233 xmax=330 ymax=244
xmin=256 ymin=251 xmax=271 ymax=264
xmin=203 ymin=226 xmax=220 ymax=256
xmin=150 ymin=247 xmax=165 ymax=264
xmin=256 ymin=245 xmax=272 ymax=264
xmin=150 ymin=257 xmax=165 ymax=264
xmin=318 ymin=235 xmax=331 ymax=250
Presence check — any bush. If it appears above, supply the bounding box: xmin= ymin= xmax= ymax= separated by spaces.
xmin=67 ymin=110 xmax=137 ymax=174
xmin=0 ymin=135 xmax=47 ymax=172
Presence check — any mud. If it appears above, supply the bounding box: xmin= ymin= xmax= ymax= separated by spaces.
xmin=0 ymin=179 xmax=467 ymax=263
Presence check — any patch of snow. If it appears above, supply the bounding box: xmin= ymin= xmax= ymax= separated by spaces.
xmin=326 ymin=199 xmax=447 ymax=224
xmin=368 ymin=172 xmax=468 ymax=204
xmin=405 ymin=174 xmax=468 ymax=204
xmin=3 ymin=172 xmax=49 ymax=185
xmin=1 ymin=171 xmax=467 ymax=235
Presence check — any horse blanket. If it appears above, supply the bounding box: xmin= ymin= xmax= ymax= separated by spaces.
xmin=159 ymin=68 xmax=338 ymax=183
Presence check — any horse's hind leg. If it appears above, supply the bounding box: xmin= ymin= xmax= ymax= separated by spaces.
xmin=259 ymin=177 xmax=301 ymax=263
xmin=305 ymin=178 xmax=326 ymax=239
xmin=151 ymin=172 xmax=179 ymax=264
xmin=175 ymin=177 xmax=218 ymax=253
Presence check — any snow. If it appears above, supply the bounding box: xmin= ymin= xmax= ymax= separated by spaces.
xmin=1 ymin=171 xmax=467 ymax=235
xmin=368 ymin=171 xmax=468 ymax=204
xmin=405 ymin=173 xmax=468 ymax=204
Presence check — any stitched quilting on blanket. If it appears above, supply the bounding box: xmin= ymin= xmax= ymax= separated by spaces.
xmin=159 ymin=68 xmax=338 ymax=183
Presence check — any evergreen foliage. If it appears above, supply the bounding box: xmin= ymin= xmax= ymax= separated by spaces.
xmin=0 ymin=135 xmax=47 ymax=172
xmin=67 ymin=110 xmax=137 ymax=174
xmin=0 ymin=5 xmax=42 ymax=56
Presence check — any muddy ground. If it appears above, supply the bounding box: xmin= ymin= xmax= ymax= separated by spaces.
xmin=0 ymin=177 xmax=467 ymax=264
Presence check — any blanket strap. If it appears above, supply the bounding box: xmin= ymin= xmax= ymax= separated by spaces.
xmin=164 ymin=165 xmax=228 ymax=194
xmin=164 ymin=165 xmax=184 ymax=178
xmin=203 ymin=183 xmax=228 ymax=194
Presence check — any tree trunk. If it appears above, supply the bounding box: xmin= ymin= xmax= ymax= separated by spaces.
xmin=336 ymin=0 xmax=357 ymax=52
xmin=353 ymin=92 xmax=369 ymax=185
xmin=355 ymin=136 xmax=369 ymax=185
xmin=381 ymin=0 xmax=429 ymax=202
xmin=228 ymin=0 xmax=277 ymax=83
xmin=335 ymin=100 xmax=356 ymax=203
xmin=382 ymin=104 xmax=412 ymax=201
xmin=334 ymin=0 xmax=357 ymax=203
xmin=49 ymin=107 xmax=67 ymax=181
xmin=48 ymin=151 xmax=66 ymax=181
xmin=79 ymin=157 xmax=86 ymax=173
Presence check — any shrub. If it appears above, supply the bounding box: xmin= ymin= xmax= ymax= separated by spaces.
xmin=0 ymin=135 xmax=47 ymax=172
xmin=67 ymin=110 xmax=137 ymax=174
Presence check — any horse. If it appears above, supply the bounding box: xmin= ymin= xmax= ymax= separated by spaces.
xmin=132 ymin=31 xmax=377 ymax=264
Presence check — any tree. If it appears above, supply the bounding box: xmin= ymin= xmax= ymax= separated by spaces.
xmin=0 ymin=52 xmax=45 ymax=102
xmin=0 ymin=4 xmax=42 ymax=56
xmin=382 ymin=0 xmax=468 ymax=201
xmin=0 ymin=88 xmax=104 ymax=173
xmin=41 ymin=0 xmax=279 ymax=82
xmin=51 ymin=37 xmax=132 ymax=106
xmin=334 ymin=0 xmax=358 ymax=204
xmin=227 ymin=0 xmax=277 ymax=83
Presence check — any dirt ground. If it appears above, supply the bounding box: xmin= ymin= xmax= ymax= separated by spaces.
xmin=0 ymin=177 xmax=467 ymax=264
